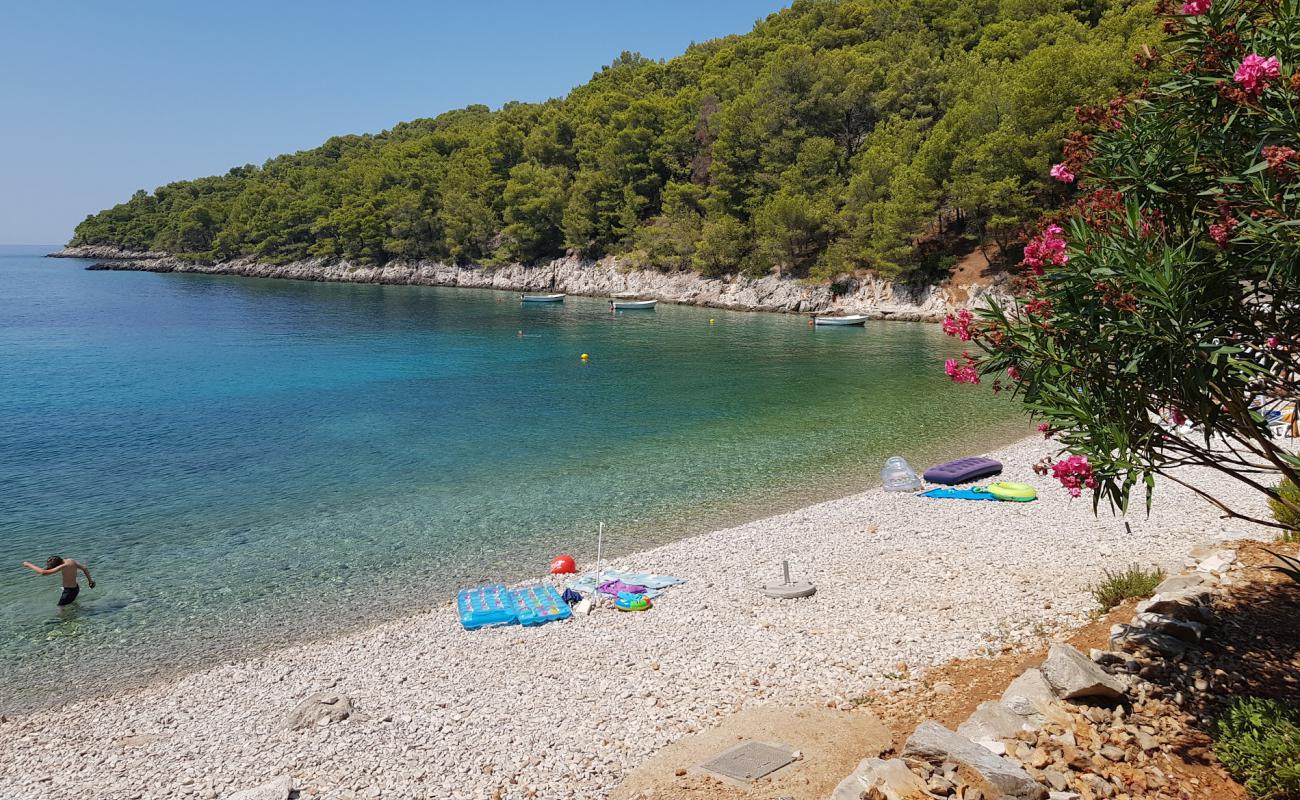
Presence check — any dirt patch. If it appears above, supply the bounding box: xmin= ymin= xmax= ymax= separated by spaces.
xmin=610 ymin=705 xmax=891 ymax=800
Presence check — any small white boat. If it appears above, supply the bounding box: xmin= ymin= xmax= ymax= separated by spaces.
xmin=813 ymin=314 xmax=869 ymax=326
xmin=521 ymin=293 xmax=565 ymax=303
xmin=611 ymin=299 xmax=657 ymax=310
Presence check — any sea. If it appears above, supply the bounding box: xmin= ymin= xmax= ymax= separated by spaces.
xmin=0 ymin=244 xmax=1026 ymax=711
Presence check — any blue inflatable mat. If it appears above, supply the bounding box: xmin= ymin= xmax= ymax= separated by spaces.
xmin=511 ymin=584 xmax=572 ymax=627
xmin=457 ymin=584 xmax=517 ymax=630
xmin=919 ymin=487 xmax=1000 ymax=501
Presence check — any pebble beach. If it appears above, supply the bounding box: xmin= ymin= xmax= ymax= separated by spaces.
xmin=0 ymin=435 xmax=1278 ymax=800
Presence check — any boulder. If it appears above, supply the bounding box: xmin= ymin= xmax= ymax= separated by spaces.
xmin=1134 ymin=612 xmax=1205 ymax=643
xmin=1040 ymin=644 xmax=1126 ymax=701
xmin=1195 ymin=551 xmax=1235 ymax=575
xmin=1110 ymin=624 xmax=1188 ymax=658
xmin=1001 ymin=669 xmax=1064 ymax=722
xmin=957 ymin=701 xmax=1035 ymax=743
xmin=282 ymin=690 xmax=353 ymax=730
xmin=831 ymin=757 xmax=935 ymax=800
xmin=1152 ymin=573 xmax=1208 ymax=595
xmin=902 ymin=721 xmax=1047 ymax=800
xmin=226 ymin=776 xmax=293 ymax=800
xmin=1135 ymin=591 xmax=1212 ymax=623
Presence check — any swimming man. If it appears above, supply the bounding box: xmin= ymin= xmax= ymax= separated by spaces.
xmin=22 ymin=556 xmax=95 ymax=606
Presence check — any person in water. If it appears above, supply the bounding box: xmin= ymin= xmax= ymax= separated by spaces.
xmin=21 ymin=556 xmax=95 ymax=606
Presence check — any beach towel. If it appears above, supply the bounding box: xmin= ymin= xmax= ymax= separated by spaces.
xmin=597 ymin=579 xmax=646 ymax=597
xmin=566 ymin=569 xmax=685 ymax=599
xmin=919 ymin=487 xmax=1000 ymax=501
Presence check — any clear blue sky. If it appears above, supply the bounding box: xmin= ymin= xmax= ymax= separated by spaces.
xmin=0 ymin=0 xmax=788 ymax=245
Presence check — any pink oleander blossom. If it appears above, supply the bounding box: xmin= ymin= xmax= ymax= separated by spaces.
xmin=1050 ymin=454 xmax=1096 ymax=498
xmin=1050 ymin=163 xmax=1076 ymax=184
xmin=1007 ymin=366 xmax=1022 ymax=381
xmin=1022 ymin=224 xmax=1069 ymax=274
xmin=945 ymin=352 xmax=981 ymax=384
xmin=1182 ymin=0 xmax=1210 ymax=14
xmin=1209 ymin=222 xmax=1233 ymax=248
xmin=1267 ymin=336 xmax=1280 ymax=349
xmin=1233 ymin=53 xmax=1281 ymax=97
xmin=942 ymin=308 xmax=974 ymax=341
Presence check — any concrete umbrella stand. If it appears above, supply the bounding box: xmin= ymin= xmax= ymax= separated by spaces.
xmin=760 ymin=561 xmax=816 ymax=599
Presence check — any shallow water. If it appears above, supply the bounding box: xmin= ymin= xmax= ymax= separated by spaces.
xmin=0 ymin=245 xmax=1026 ymax=711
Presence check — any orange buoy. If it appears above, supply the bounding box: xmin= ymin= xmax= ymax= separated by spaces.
xmin=550 ymin=554 xmax=577 ymax=575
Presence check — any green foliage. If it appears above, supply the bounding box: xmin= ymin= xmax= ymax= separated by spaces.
xmin=968 ymin=0 xmax=1300 ymax=525
xmin=1269 ymin=480 xmax=1300 ymax=541
xmin=1214 ymin=697 xmax=1300 ymax=800
xmin=1089 ymin=563 xmax=1165 ymax=611
xmin=71 ymin=0 xmax=1157 ymax=279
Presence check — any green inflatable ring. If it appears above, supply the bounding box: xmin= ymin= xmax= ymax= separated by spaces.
xmin=985 ymin=481 xmax=1038 ymax=502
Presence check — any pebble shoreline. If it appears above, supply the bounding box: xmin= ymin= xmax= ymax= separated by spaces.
xmin=0 ymin=436 xmax=1276 ymax=800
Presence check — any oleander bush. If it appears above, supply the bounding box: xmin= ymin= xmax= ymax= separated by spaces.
xmin=1268 ymin=479 xmax=1300 ymax=542
xmin=1214 ymin=697 xmax=1300 ymax=800
xmin=947 ymin=0 xmax=1300 ymax=530
xmin=1090 ymin=563 xmax=1166 ymax=611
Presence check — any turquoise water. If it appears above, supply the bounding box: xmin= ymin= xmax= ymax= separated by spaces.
xmin=0 ymin=245 xmax=1025 ymax=711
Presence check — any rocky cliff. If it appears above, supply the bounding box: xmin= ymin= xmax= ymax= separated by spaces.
xmin=49 ymin=246 xmax=1011 ymax=321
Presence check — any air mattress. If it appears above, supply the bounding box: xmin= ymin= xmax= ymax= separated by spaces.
xmin=923 ymin=457 xmax=1003 ymax=485
xmin=511 ymin=584 xmax=572 ymax=626
xmin=457 ymin=584 xmax=517 ymax=630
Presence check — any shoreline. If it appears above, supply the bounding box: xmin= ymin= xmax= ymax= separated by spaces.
xmin=48 ymin=246 xmax=1012 ymax=322
xmin=0 ymin=434 xmax=1278 ymax=800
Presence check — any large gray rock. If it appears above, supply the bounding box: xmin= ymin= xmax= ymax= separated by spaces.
xmin=281 ymin=690 xmax=353 ymax=730
xmin=1110 ymin=624 xmax=1188 ymax=657
xmin=1040 ymin=644 xmax=1126 ymax=701
xmin=1152 ymin=573 xmax=1208 ymax=595
xmin=830 ymin=757 xmax=935 ymax=800
xmin=902 ymin=721 xmax=1047 ymax=800
xmin=1134 ymin=612 xmax=1205 ymax=642
xmin=226 ymin=776 xmax=292 ymax=800
xmin=1001 ymin=668 xmax=1064 ymax=722
xmin=1135 ymin=591 xmax=1212 ymax=623
xmin=957 ymin=701 xmax=1035 ymax=743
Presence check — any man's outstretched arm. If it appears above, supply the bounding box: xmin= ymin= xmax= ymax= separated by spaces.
xmin=76 ymin=561 xmax=95 ymax=588
xmin=21 ymin=561 xmax=55 ymax=575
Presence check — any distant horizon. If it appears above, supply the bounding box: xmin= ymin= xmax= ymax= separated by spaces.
xmin=0 ymin=1 xmax=787 ymax=244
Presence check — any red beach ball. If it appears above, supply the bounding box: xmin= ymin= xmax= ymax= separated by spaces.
xmin=549 ymin=554 xmax=577 ymax=575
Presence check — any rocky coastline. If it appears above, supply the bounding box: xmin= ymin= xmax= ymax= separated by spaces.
xmin=49 ymin=245 xmax=1011 ymax=322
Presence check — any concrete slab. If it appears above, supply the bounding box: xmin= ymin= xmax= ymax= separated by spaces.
xmin=698 ymin=740 xmax=798 ymax=786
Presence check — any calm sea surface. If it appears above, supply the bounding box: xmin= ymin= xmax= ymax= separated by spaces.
xmin=0 ymin=245 xmax=1025 ymax=711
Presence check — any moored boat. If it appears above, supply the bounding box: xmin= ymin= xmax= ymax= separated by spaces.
xmin=521 ymin=293 xmax=565 ymax=303
xmin=611 ymin=298 xmax=657 ymax=310
xmin=813 ymin=314 xmax=868 ymax=326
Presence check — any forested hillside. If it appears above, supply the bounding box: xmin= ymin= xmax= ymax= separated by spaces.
xmin=71 ymin=0 xmax=1158 ymax=280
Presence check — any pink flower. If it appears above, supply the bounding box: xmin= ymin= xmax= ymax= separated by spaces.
xmin=1209 ymin=223 xmax=1232 ymax=248
xmin=1050 ymin=454 xmax=1095 ymax=498
xmin=944 ymin=352 xmax=981 ymax=384
xmin=1050 ymin=163 xmax=1076 ymax=184
xmin=1267 ymin=336 xmax=1280 ymax=349
xmin=1022 ymin=224 xmax=1069 ymax=274
xmin=1233 ymin=53 xmax=1281 ymax=97
xmin=1182 ymin=0 xmax=1210 ymax=14
xmin=942 ymin=308 xmax=975 ymax=341
xmin=1007 ymin=366 xmax=1022 ymax=381
xmin=1038 ymin=423 xmax=1050 ymax=432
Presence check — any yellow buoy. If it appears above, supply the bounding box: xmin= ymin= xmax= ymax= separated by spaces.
xmin=580 ymin=353 xmax=589 ymax=361
xmin=709 ymin=319 xmax=715 ymax=325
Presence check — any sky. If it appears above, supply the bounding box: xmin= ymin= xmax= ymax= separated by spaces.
xmin=0 ymin=0 xmax=788 ymax=245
